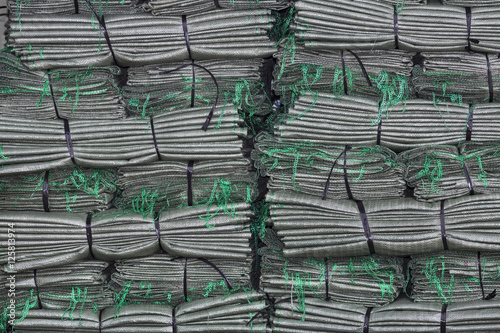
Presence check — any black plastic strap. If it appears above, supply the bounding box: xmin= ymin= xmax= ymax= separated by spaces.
xmin=322 ymin=146 xmax=351 ymax=200
xmin=172 ymin=307 xmax=178 ymax=333
xmin=377 ymin=119 xmax=382 ymax=146
xmin=478 ymin=252 xmax=497 ymax=300
xmin=363 ymin=307 xmax=373 ymax=333
xmin=98 ymin=308 xmax=103 ymax=333
xmin=43 ymin=171 xmax=50 ymax=212
xmin=324 ymin=258 xmax=330 ymax=300
xmin=440 ymin=200 xmax=449 ymax=251
xmin=73 ymin=0 xmax=79 ymax=13
xmin=83 ymin=0 xmax=118 ymax=66
xmin=465 ymin=8 xmax=480 ymax=53
xmin=346 ymin=50 xmax=372 ymax=87
xmin=64 ymin=119 xmax=76 ymax=164
xmin=197 ymin=257 xmax=234 ymax=290
xmin=86 ymin=213 xmax=96 ymax=259
xmin=183 ymin=258 xmax=188 ymax=301
xmin=149 ymin=116 xmax=161 ymax=160
xmin=486 ymin=54 xmax=494 ymax=102
xmin=154 ymin=212 xmax=166 ymax=253
xmin=440 ymin=304 xmax=447 ymax=333
xmin=157 ymin=63 xmax=219 ymax=131
xmin=33 ymin=269 xmax=43 ymax=309
xmin=182 ymin=15 xmax=193 ymax=60
xmin=457 ymin=147 xmax=474 ymax=195
xmin=187 ymin=161 xmax=194 ymax=206
xmin=393 ymin=7 xmax=399 ymax=49
xmin=341 ymin=50 xmax=348 ymax=95
xmin=466 ymin=104 xmax=474 ymax=141
xmin=214 ymin=0 xmax=221 ymax=8
xmin=47 ymin=72 xmax=61 ymax=119
xmin=190 ymin=60 xmax=196 ymax=108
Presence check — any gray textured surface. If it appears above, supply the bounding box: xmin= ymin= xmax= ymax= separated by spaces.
xmin=0 ymin=0 xmax=6 ymax=48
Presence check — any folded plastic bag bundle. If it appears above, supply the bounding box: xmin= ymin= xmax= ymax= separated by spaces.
xmin=413 ymin=52 xmax=500 ymax=104
xmin=259 ymin=229 xmax=404 ymax=307
xmin=0 ymin=51 xmax=125 ymax=120
xmin=10 ymin=291 xmax=269 ymax=332
xmin=110 ymin=253 xmax=252 ymax=305
xmin=7 ymin=11 xmax=276 ymax=69
xmin=0 ymin=166 xmax=117 ymax=212
xmin=115 ymin=159 xmax=257 ymax=218
xmin=409 ymin=251 xmax=500 ymax=304
xmin=275 ymin=92 xmax=500 ymax=152
xmin=124 ymin=59 xmax=272 ymax=117
xmin=0 ymin=260 xmax=114 ymax=311
xmin=146 ymin=0 xmax=290 ymax=15
xmin=8 ymin=0 xmax=140 ymax=15
xmin=274 ymin=43 xmax=413 ymax=109
xmin=270 ymin=296 xmax=500 ymax=332
xmin=0 ymin=203 xmax=252 ymax=272
xmin=252 ymin=133 xmax=405 ymax=200
xmin=0 ymin=104 xmax=246 ymax=176
xmin=266 ymin=190 xmax=500 ymax=257
xmin=441 ymin=0 xmax=500 ymax=6
xmin=400 ymin=142 xmax=500 ymax=202
xmin=291 ymin=0 xmax=500 ymax=53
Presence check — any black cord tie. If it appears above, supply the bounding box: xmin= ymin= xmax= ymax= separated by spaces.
xmin=158 ymin=63 xmax=219 ymax=131
xmin=86 ymin=213 xmax=96 ymax=259
xmin=322 ymin=146 xmax=351 ymax=200
xmin=346 ymin=50 xmax=372 ymax=87
xmin=324 ymin=258 xmax=330 ymax=300
xmin=341 ymin=50 xmax=348 ymax=95
xmin=465 ymin=8 xmax=480 ymax=53
xmin=182 ymin=15 xmax=193 ymax=60
xmin=196 ymin=257 xmax=234 ymax=290
xmin=457 ymin=147 xmax=474 ymax=195
xmin=73 ymin=0 xmax=79 ymax=13
xmin=440 ymin=200 xmax=449 ymax=251
xmin=466 ymin=104 xmax=474 ymax=141
xmin=83 ymin=0 xmax=119 ymax=66
xmin=440 ymin=304 xmax=447 ymax=333
xmin=183 ymin=258 xmax=188 ymax=301
xmin=478 ymin=252 xmax=497 ymax=300
xmin=363 ymin=307 xmax=373 ymax=333
xmin=33 ymin=269 xmax=43 ymax=309
xmin=98 ymin=308 xmax=103 ymax=333
xmin=43 ymin=171 xmax=50 ymax=212
xmin=486 ymin=53 xmax=494 ymax=102
xmin=187 ymin=160 xmax=194 ymax=206
xmin=393 ymin=6 xmax=399 ymax=49
xmin=154 ymin=212 xmax=166 ymax=253
xmin=214 ymin=0 xmax=221 ymax=8
xmin=149 ymin=116 xmax=161 ymax=161
xmin=246 ymin=295 xmax=281 ymax=327
xmin=172 ymin=307 xmax=178 ymax=333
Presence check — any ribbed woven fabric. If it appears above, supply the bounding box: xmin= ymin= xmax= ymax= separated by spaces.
xmin=441 ymin=0 xmax=500 ymax=6
xmin=146 ymin=0 xmax=290 ymax=15
xmin=291 ymin=0 xmax=500 ymax=52
xmin=110 ymin=254 xmax=252 ymax=305
xmin=0 ymin=204 xmax=252 ymax=272
xmin=260 ymin=229 xmax=404 ymax=307
xmin=7 ymin=11 xmax=276 ymax=69
xmin=0 ymin=167 xmax=117 ymax=212
xmin=0 ymin=104 xmax=246 ymax=176
xmin=0 ymin=51 xmax=125 ymax=120
xmin=413 ymin=52 xmax=500 ymax=104
xmin=400 ymin=142 xmax=500 ymax=202
xmin=8 ymin=0 xmax=139 ymax=15
xmin=11 ymin=291 xmax=269 ymax=332
xmin=115 ymin=159 xmax=257 ymax=218
xmin=275 ymin=92 xmax=500 ymax=152
xmin=270 ymin=296 xmax=500 ymax=332
xmin=252 ymin=133 xmax=406 ymax=200
xmin=409 ymin=251 xmax=500 ymax=304
xmin=124 ymin=59 xmax=271 ymax=117
xmin=266 ymin=190 xmax=500 ymax=257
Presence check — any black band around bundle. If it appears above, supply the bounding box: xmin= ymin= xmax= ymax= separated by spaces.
xmin=214 ymin=0 xmax=221 ymax=8
xmin=377 ymin=119 xmax=382 ymax=146
xmin=324 ymin=258 xmax=330 ymax=300
xmin=486 ymin=54 xmax=494 ymax=102
xmin=465 ymin=8 xmax=479 ymax=53
xmin=182 ymin=15 xmax=193 ymax=60
xmin=457 ymin=147 xmax=474 ymax=195
xmin=346 ymin=50 xmax=372 ymax=87
xmin=363 ymin=307 xmax=373 ymax=333
xmin=187 ymin=160 xmax=194 ymax=206
xmin=393 ymin=7 xmax=399 ymax=49
xmin=153 ymin=212 xmax=166 ymax=253
xmin=43 ymin=171 xmax=50 ymax=212
xmin=197 ymin=257 xmax=234 ymax=290
xmin=47 ymin=72 xmax=61 ymax=119
xmin=183 ymin=258 xmax=188 ymax=301
xmin=440 ymin=200 xmax=449 ymax=251
xmin=33 ymin=269 xmax=43 ymax=309
xmin=322 ymin=146 xmax=351 ymax=200
xmin=149 ymin=116 xmax=161 ymax=160
xmin=73 ymin=0 xmax=79 ymax=13
xmin=86 ymin=213 xmax=96 ymax=259
xmin=466 ymin=104 xmax=474 ymax=141
xmin=477 ymin=252 xmax=497 ymax=300
xmin=190 ymin=60 xmax=196 ymax=108
xmin=172 ymin=307 xmax=178 ymax=333
xmin=64 ymin=119 xmax=76 ymax=164
xmin=83 ymin=0 xmax=119 ymax=66
xmin=98 ymin=309 xmax=103 ymax=333
xmin=158 ymin=63 xmax=220 ymax=131
xmin=341 ymin=50 xmax=348 ymax=95
xmin=440 ymin=304 xmax=447 ymax=333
